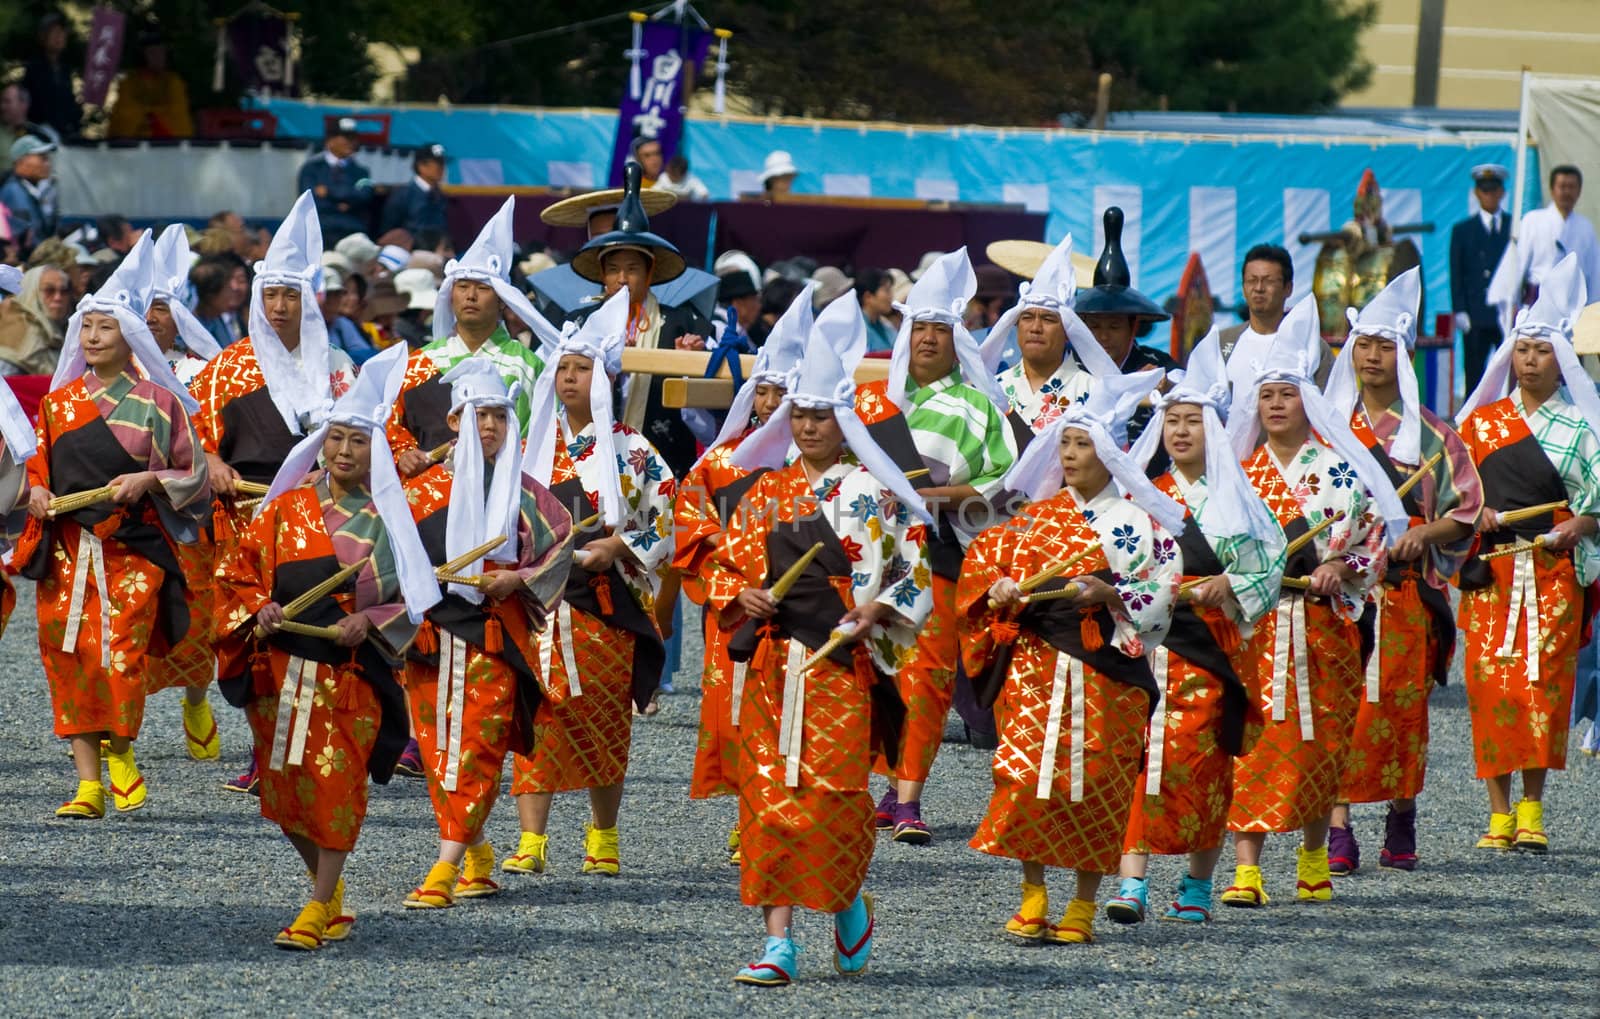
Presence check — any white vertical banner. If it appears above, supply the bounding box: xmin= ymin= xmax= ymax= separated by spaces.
xmin=914 ymin=178 xmax=960 ymax=202
xmin=1283 ymin=188 xmax=1331 ymax=299
xmin=729 ymin=169 xmax=763 ymax=197
xmin=1093 ymin=184 xmax=1143 ymax=288
xmin=1382 ymin=187 xmax=1424 ymax=255
xmin=1003 ymin=182 xmax=1050 ymax=214
xmin=1189 ymin=186 xmax=1238 ymax=304
xmin=822 ymin=173 xmax=872 ymax=198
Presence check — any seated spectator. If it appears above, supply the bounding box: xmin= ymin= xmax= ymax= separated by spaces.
xmin=632 ymin=136 xmax=665 ymax=188
xmin=356 ymin=274 xmax=409 ymax=350
xmin=1 ymin=134 xmax=59 ymax=253
xmin=855 ymin=267 xmax=896 ymax=352
xmin=0 ymin=262 xmax=71 ymax=374
xmin=190 ymin=252 xmax=249 ymax=348
xmin=391 ymin=267 xmax=439 ymax=348
xmin=762 ymin=151 xmax=798 ymax=200
xmin=656 ymin=154 xmax=709 ymax=202
xmin=318 ymin=267 xmax=378 ymax=365
xmin=97 ymin=214 xmax=140 ymax=256
xmin=0 ymin=84 xmax=30 ymax=174
xmin=969 ymin=263 xmax=1015 ymax=340
xmin=296 ymin=118 xmax=375 ymax=244
xmin=107 ymin=30 xmax=193 ymax=139
xmin=21 ymin=12 xmax=81 ymax=141
xmin=206 ymin=208 xmax=268 ymax=261
xmin=381 ymin=143 xmax=448 ymax=237
xmin=749 ymin=275 xmax=804 ymax=346
xmin=717 ymin=269 xmax=760 ymax=333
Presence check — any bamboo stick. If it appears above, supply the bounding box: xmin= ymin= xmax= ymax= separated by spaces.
xmin=47 ymin=484 xmax=117 ymax=515
xmin=988 ymin=544 xmax=1102 ymax=609
xmin=275 ymin=620 xmax=344 ymax=640
xmin=1481 ymin=536 xmax=1547 ymax=561
xmin=575 ymin=511 xmax=602 ymax=531
xmin=427 ymin=440 xmax=454 ymax=464
xmin=799 ymin=621 xmax=860 ymax=673
xmin=436 ymin=572 xmax=487 ymax=588
xmin=1020 ymin=584 xmax=1082 ymax=605
xmin=768 ymin=542 xmax=824 ymax=602
xmin=904 ymin=468 xmax=930 ymax=481
xmin=1393 ymin=451 xmax=1444 ymax=500
xmin=233 ymin=480 xmax=270 ymax=497
xmin=253 ymin=556 xmax=370 ymax=638
xmin=1285 ymin=513 xmax=1342 ymax=557
xmin=435 ymin=536 xmax=509 ymax=577
xmin=1280 ymin=576 xmax=1310 ymax=590
xmin=1498 ymin=500 xmax=1567 ymax=527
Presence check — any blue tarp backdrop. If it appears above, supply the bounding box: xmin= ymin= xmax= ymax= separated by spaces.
xmin=258 ymin=98 xmax=1536 ymax=321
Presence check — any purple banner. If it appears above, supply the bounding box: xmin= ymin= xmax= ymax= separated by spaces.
xmin=606 ymin=21 xmax=711 ymax=186
xmin=228 ymin=13 xmax=299 ymax=97
xmin=81 ymin=7 xmax=125 ymax=107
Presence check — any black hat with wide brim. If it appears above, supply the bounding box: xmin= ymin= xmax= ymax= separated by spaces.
xmin=570 ymin=161 xmax=685 ymax=285
xmin=1073 ymin=206 xmax=1170 ymax=322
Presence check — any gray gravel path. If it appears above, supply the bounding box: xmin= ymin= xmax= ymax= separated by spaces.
xmin=0 ymin=583 xmax=1596 ymax=1017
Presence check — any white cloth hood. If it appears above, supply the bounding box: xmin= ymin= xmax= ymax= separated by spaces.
xmin=150 ymin=224 xmax=223 ymax=361
xmin=979 ymin=234 xmax=1119 ymax=381
xmin=886 ymin=246 xmax=1008 ymax=411
xmin=249 ymin=190 xmax=335 ymax=435
xmin=433 ymin=196 xmax=562 ymax=350
xmin=1324 ymin=266 xmax=1423 ymax=464
xmin=440 ymin=359 xmax=521 ymax=603
xmin=695 ymin=281 xmax=814 ymax=468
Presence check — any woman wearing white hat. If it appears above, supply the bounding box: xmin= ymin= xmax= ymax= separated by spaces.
xmin=712 ymin=292 xmax=934 ymax=986
xmin=962 ymin=369 xmax=1181 ymax=946
xmin=672 ymin=283 xmax=811 ymax=863
xmin=213 ymin=343 xmax=440 ymax=951
xmin=22 ymin=232 xmax=210 ymax=820
xmin=503 ymin=288 xmax=675 ymax=878
xmin=1453 ymin=252 xmax=1600 ymax=854
xmin=760 ymin=150 xmax=798 ymax=199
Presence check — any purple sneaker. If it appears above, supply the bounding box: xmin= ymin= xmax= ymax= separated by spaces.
xmin=891 ymin=800 xmax=932 ymax=845
xmin=1379 ymin=806 xmax=1418 ymax=871
xmin=223 ymin=756 xmax=260 ymax=796
xmin=874 ymin=787 xmax=898 ymax=831
xmin=1328 ymin=823 xmax=1360 ymax=876
xmin=395 ymin=738 xmax=425 ymax=777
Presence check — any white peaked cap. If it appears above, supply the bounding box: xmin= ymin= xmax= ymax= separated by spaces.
xmin=433 ymin=196 xmax=562 ymax=350
xmin=441 ymin=359 xmax=522 ymax=601
xmin=51 ymin=231 xmax=199 ymax=413
xmin=731 ymin=293 xmax=934 ymax=524
xmin=521 ymin=288 xmax=630 ymax=528
xmin=1324 ymin=266 xmax=1423 ymax=464
xmin=149 ymin=224 xmax=223 ymax=361
xmin=979 ymin=234 xmax=1119 ymax=381
xmin=886 ymin=247 xmax=1008 ymax=411
xmin=695 ymin=281 xmax=814 ymax=468
xmin=249 ymin=191 xmax=335 ymax=435
xmin=264 ymin=342 xmax=442 ymax=622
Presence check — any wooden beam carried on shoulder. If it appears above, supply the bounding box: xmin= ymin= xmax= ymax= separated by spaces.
xmin=644 ymin=350 xmax=892 ymax=409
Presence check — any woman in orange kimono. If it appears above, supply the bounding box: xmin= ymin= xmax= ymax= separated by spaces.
xmin=504 ymin=289 xmax=674 ymax=878
xmin=1452 ymin=253 xmax=1600 ymax=854
xmin=22 ymin=233 xmax=210 ymax=820
xmin=673 ymin=283 xmax=810 ymax=863
xmin=1107 ymin=329 xmax=1284 ymax=925
xmin=214 ymin=343 xmax=441 ymax=951
xmin=961 ymin=371 xmax=1182 ymax=947
xmin=709 ymin=292 xmax=933 ymax=986
xmin=400 ymin=361 xmax=572 ymax=908
xmin=1220 ymin=297 xmax=1404 ymax=908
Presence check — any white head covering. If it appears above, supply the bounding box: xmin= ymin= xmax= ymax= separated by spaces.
xmin=978 ymin=234 xmax=1120 ymax=384
xmin=50 ymin=231 xmax=199 ymax=413
xmin=439 ymin=360 xmax=521 ymax=603
xmin=731 ymin=293 xmax=934 ymax=524
xmin=1228 ymin=295 xmax=1410 ymax=540
xmin=249 ymin=190 xmax=336 ymax=435
xmin=149 ymin=224 xmax=223 ymax=362
xmin=886 ymin=247 xmax=1009 ymax=411
xmin=0 ymin=264 xmax=21 ymax=296
xmin=1003 ymin=369 xmax=1187 ymax=535
xmin=1130 ymin=327 xmax=1282 ymax=544
xmin=1323 ymin=266 xmax=1422 ymax=464
xmin=521 ymin=288 xmax=630 ymax=528
xmin=263 ymin=342 xmax=441 ymax=623
xmin=695 ymin=281 xmax=814 ymax=468
xmin=1456 ymin=252 xmax=1599 ymax=429
xmin=432 ymin=196 xmax=562 ymax=350
xmin=0 ymin=373 xmax=36 ymax=464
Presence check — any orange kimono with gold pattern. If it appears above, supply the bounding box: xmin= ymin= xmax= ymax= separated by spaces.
xmin=23 ymin=372 xmax=208 ymax=739
xmin=707 ymin=458 xmax=931 ymax=911
xmin=214 ymin=479 xmax=413 ymax=852
xmin=1456 ymin=393 xmax=1600 ymax=778
xmin=404 ymin=463 xmax=572 ymax=843
xmin=1230 ymin=441 xmax=1385 ymax=833
xmin=0 ymin=444 xmax=29 ymax=640
xmin=961 ymin=485 xmax=1177 ymax=874
xmin=672 ymin=437 xmax=765 ymax=799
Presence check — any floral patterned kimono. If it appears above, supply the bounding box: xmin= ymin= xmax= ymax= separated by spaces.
xmin=673 ymin=435 xmax=764 ymax=799
xmin=1457 ymin=391 xmax=1600 ymax=778
xmin=995 ymin=354 xmax=1095 ymax=433
xmin=1340 ymin=403 xmax=1481 ymax=803
xmin=510 ymin=418 xmax=674 ymax=795
xmin=960 ymin=484 xmax=1178 ymax=875
xmin=214 ymin=477 xmax=414 ymax=852
xmin=22 ymin=371 xmax=208 ymax=740
xmin=1123 ymin=473 xmax=1283 ymax=856
xmin=404 ymin=464 xmax=572 ymax=843
xmin=707 ymin=459 xmax=932 ymax=911
xmin=1231 ymin=441 xmax=1385 ymax=833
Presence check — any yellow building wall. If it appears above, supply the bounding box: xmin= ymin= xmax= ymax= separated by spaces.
xmin=1347 ymin=0 xmax=1600 ymax=108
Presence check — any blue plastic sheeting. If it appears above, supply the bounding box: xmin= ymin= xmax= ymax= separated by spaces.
xmin=257 ymin=98 xmax=1534 ymax=318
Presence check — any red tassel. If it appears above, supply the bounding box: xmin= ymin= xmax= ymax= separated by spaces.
xmin=1209 ymin=611 xmax=1242 ymax=656
xmin=827 ymin=574 xmax=856 ymax=611
xmin=851 ymin=642 xmax=876 ymax=691
xmin=1398 ymin=575 xmax=1421 ymax=613
xmin=589 ymin=576 xmax=615 ymax=615
xmin=990 ymin=620 xmax=1021 ymax=645
xmin=414 ymin=621 xmax=437 ymax=655
xmin=333 ymin=667 xmax=361 ymax=710
xmin=483 ymin=617 xmax=504 ymax=654
xmin=1080 ymin=610 xmax=1104 ymax=652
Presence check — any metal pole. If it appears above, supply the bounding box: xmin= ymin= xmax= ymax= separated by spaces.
xmin=1412 ymin=0 xmax=1446 ymax=107
xmin=1512 ymin=67 xmax=1532 ymax=239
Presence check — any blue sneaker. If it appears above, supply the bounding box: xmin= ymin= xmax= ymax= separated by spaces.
xmin=1161 ymin=875 xmax=1213 ymax=924
xmin=1104 ymin=876 xmax=1148 ymax=924
xmin=834 ymin=893 xmax=874 ymax=975
xmin=733 ymin=934 xmax=798 ymax=987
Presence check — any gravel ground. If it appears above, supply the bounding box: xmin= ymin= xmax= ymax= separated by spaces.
xmin=1 ymin=582 xmax=1597 ymax=1018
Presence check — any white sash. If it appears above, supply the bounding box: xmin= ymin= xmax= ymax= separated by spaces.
xmin=62 ymin=529 xmax=112 ymax=670
xmin=269 ymin=655 xmax=319 ymax=771
xmin=1271 ymin=593 xmax=1316 ymax=741
xmin=778 ymin=640 xmax=808 ymax=788
xmin=1497 ymin=547 xmax=1542 ymax=692
xmin=1144 ymin=646 xmax=1169 ymax=797
xmin=1035 ymin=653 xmax=1087 ymax=802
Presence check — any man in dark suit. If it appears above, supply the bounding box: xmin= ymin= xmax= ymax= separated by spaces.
xmin=1450 ymin=164 xmax=1511 ymax=394
xmin=381 ymin=143 xmax=448 ymax=237
xmin=296 ymin=117 xmax=375 ymax=244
